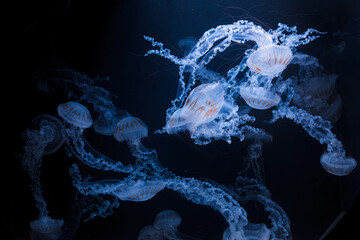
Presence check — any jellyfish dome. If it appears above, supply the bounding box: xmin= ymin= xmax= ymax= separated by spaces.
xmin=246 ymin=44 xmax=293 ymax=76
xmin=113 ymin=116 xmax=148 ymax=143
xmin=243 ymin=223 xmax=271 ymax=240
xmin=153 ymin=210 xmax=182 ymax=231
xmin=93 ymin=111 xmax=119 ymax=136
xmin=165 ymin=108 xmax=190 ymax=134
xmin=57 ymin=101 xmax=93 ymax=129
xmin=29 ymin=114 xmax=64 ymax=155
xmin=138 ymin=225 xmax=163 ymax=240
xmin=30 ymin=216 xmax=64 ymax=236
xmin=301 ymin=74 xmax=337 ymax=100
xmin=180 ymin=82 xmax=224 ymax=129
xmin=178 ymin=36 xmax=198 ymax=56
xmin=320 ymin=152 xmax=357 ymax=176
xmin=115 ymin=180 xmax=166 ymax=202
xmin=240 ymin=86 xmax=280 ymax=110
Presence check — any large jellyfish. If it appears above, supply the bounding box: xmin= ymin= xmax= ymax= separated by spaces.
xmin=57 ymin=101 xmax=93 ymax=129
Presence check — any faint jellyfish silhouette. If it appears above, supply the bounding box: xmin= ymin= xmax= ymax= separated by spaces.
xmin=93 ymin=110 xmax=119 ymax=136
xmin=29 ymin=114 xmax=65 ymax=155
xmin=243 ymin=129 xmax=273 ymax=143
xmin=243 ymin=223 xmax=271 ymax=240
xmin=138 ymin=225 xmax=163 ymax=240
xmin=178 ymin=36 xmax=198 ymax=56
xmin=115 ymin=180 xmax=166 ymax=202
xmin=153 ymin=210 xmax=182 ymax=232
xmin=113 ymin=116 xmax=148 ymax=145
xmin=165 ymin=108 xmax=190 ymax=134
xmin=320 ymin=152 xmax=357 ymax=176
xmin=57 ymin=101 xmax=93 ymax=129
xmin=320 ymin=94 xmax=342 ymax=123
xmin=247 ymin=44 xmax=293 ymax=76
xmin=180 ymin=82 xmax=224 ymax=130
xmin=30 ymin=216 xmax=64 ymax=240
xmin=240 ymin=85 xmax=280 ymax=110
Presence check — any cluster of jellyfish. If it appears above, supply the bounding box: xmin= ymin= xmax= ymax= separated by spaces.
xmin=20 ymin=19 xmax=357 ymax=240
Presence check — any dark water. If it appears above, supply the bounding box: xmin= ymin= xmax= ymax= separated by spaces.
xmin=5 ymin=0 xmax=360 ymax=239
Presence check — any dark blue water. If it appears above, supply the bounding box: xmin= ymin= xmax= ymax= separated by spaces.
xmin=5 ymin=0 xmax=360 ymax=239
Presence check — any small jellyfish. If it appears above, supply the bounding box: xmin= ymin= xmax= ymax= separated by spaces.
xmin=178 ymin=36 xmax=198 ymax=56
xmin=240 ymin=86 xmax=280 ymax=110
xmin=115 ymin=180 xmax=166 ymax=202
xmin=93 ymin=111 xmax=119 ymax=136
xmin=165 ymin=108 xmax=190 ymax=134
xmin=247 ymin=44 xmax=293 ymax=76
xmin=113 ymin=116 xmax=148 ymax=144
xmin=138 ymin=225 xmax=163 ymax=240
xmin=153 ymin=210 xmax=182 ymax=231
xmin=181 ymin=82 xmax=224 ymax=129
xmin=243 ymin=129 xmax=273 ymax=143
xmin=243 ymin=223 xmax=271 ymax=240
xmin=320 ymin=152 xmax=357 ymax=176
xmin=57 ymin=101 xmax=93 ymax=129
xmin=28 ymin=114 xmax=64 ymax=155
xmin=30 ymin=216 xmax=64 ymax=240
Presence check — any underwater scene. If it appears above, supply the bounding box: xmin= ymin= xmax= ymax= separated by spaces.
xmin=5 ymin=0 xmax=360 ymax=239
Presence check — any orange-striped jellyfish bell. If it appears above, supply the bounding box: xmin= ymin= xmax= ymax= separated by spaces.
xmin=165 ymin=108 xmax=190 ymax=134
xmin=180 ymin=82 xmax=225 ymax=130
xmin=154 ymin=210 xmax=182 ymax=231
xmin=320 ymin=152 xmax=357 ymax=176
xmin=240 ymin=85 xmax=281 ymax=110
xmin=247 ymin=44 xmax=293 ymax=76
xmin=113 ymin=116 xmax=148 ymax=144
xmin=30 ymin=216 xmax=64 ymax=240
xmin=57 ymin=101 xmax=93 ymax=129
xmin=115 ymin=180 xmax=166 ymax=202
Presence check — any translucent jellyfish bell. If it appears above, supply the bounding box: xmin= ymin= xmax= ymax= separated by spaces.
xmin=113 ymin=116 xmax=148 ymax=144
xmin=240 ymin=86 xmax=280 ymax=110
xmin=165 ymin=108 xmax=190 ymax=134
xmin=115 ymin=180 xmax=166 ymax=202
xmin=181 ymin=82 xmax=224 ymax=129
xmin=243 ymin=129 xmax=273 ymax=143
xmin=247 ymin=44 xmax=293 ymax=76
xmin=243 ymin=223 xmax=271 ymax=240
xmin=153 ymin=210 xmax=182 ymax=231
xmin=138 ymin=225 xmax=163 ymax=240
xmin=178 ymin=36 xmax=198 ymax=56
xmin=57 ymin=101 xmax=93 ymax=129
xmin=93 ymin=111 xmax=119 ymax=136
xmin=30 ymin=216 xmax=64 ymax=240
xmin=29 ymin=114 xmax=65 ymax=155
xmin=301 ymin=74 xmax=337 ymax=100
xmin=320 ymin=152 xmax=357 ymax=176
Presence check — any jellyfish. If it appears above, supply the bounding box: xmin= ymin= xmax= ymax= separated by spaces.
xmin=320 ymin=152 xmax=357 ymax=176
xmin=180 ymin=82 xmax=225 ymax=130
xmin=153 ymin=210 xmax=182 ymax=232
xmin=240 ymin=85 xmax=280 ymax=110
xmin=246 ymin=44 xmax=293 ymax=76
xmin=178 ymin=36 xmax=198 ymax=56
xmin=243 ymin=223 xmax=271 ymax=240
xmin=138 ymin=225 xmax=164 ymax=240
xmin=93 ymin=110 xmax=119 ymax=136
xmin=113 ymin=116 xmax=148 ymax=144
xmin=165 ymin=108 xmax=190 ymax=134
xmin=57 ymin=101 xmax=93 ymax=129
xmin=115 ymin=180 xmax=166 ymax=202
xmin=28 ymin=114 xmax=65 ymax=155
xmin=30 ymin=216 xmax=64 ymax=240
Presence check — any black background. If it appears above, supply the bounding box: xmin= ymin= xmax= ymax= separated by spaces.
xmin=5 ymin=0 xmax=360 ymax=239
